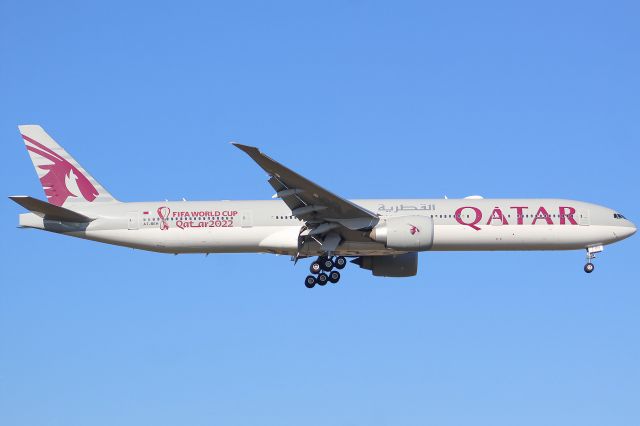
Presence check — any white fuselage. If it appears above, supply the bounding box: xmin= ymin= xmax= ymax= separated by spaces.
xmin=19 ymin=198 xmax=637 ymax=256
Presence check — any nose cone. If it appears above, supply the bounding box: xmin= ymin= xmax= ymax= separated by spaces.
xmin=619 ymin=221 xmax=637 ymax=240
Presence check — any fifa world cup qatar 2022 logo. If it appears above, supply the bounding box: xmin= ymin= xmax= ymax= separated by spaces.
xmin=158 ymin=206 xmax=171 ymax=230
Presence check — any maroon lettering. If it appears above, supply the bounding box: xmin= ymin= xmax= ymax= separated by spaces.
xmin=532 ymin=206 xmax=553 ymax=225
xmin=486 ymin=206 xmax=509 ymax=225
xmin=559 ymin=206 xmax=578 ymax=225
xmin=455 ymin=206 xmax=482 ymax=231
xmin=510 ymin=206 xmax=528 ymax=225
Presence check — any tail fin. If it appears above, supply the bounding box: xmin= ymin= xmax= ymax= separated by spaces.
xmin=18 ymin=125 xmax=117 ymax=207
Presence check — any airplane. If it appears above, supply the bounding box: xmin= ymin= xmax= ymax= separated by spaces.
xmin=10 ymin=125 xmax=636 ymax=288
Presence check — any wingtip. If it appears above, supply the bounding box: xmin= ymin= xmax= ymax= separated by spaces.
xmin=231 ymin=142 xmax=260 ymax=154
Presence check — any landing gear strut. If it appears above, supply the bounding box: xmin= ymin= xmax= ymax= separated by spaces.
xmin=584 ymin=245 xmax=603 ymax=274
xmin=304 ymin=256 xmax=346 ymax=288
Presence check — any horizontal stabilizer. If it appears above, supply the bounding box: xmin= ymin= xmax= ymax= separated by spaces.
xmin=9 ymin=195 xmax=94 ymax=222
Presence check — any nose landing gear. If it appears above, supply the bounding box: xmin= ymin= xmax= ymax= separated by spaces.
xmin=304 ymin=256 xmax=346 ymax=288
xmin=584 ymin=245 xmax=603 ymax=274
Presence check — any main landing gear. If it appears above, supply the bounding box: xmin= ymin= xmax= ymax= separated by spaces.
xmin=584 ymin=245 xmax=603 ymax=274
xmin=305 ymin=256 xmax=347 ymax=288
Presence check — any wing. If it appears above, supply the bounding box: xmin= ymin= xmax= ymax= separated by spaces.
xmin=232 ymin=143 xmax=379 ymax=232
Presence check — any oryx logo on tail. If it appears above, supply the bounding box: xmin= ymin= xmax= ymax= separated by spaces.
xmin=18 ymin=125 xmax=117 ymax=207
xmin=23 ymin=134 xmax=98 ymax=206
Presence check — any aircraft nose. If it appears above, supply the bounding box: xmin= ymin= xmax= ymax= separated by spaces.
xmin=620 ymin=221 xmax=637 ymax=240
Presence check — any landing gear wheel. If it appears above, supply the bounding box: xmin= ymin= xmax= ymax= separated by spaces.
xmin=317 ymin=273 xmax=329 ymax=286
xmin=321 ymin=257 xmax=334 ymax=272
xmin=334 ymin=256 xmax=347 ymax=270
xmin=584 ymin=247 xmax=601 ymax=274
xmin=329 ymin=270 xmax=341 ymax=284
xmin=304 ymin=275 xmax=316 ymax=288
xmin=310 ymin=261 xmax=322 ymax=274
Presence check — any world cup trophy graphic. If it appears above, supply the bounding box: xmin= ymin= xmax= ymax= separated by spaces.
xmin=158 ymin=206 xmax=171 ymax=230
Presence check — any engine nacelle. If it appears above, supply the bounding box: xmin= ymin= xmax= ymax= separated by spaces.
xmin=352 ymin=253 xmax=418 ymax=277
xmin=369 ymin=215 xmax=434 ymax=251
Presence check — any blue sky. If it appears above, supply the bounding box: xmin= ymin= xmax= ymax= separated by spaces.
xmin=1 ymin=1 xmax=639 ymax=425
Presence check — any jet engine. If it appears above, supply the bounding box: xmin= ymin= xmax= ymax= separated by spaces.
xmin=369 ymin=215 xmax=434 ymax=251
xmin=352 ymin=253 xmax=418 ymax=277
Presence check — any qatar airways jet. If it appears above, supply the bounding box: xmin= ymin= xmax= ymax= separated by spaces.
xmin=10 ymin=125 xmax=636 ymax=287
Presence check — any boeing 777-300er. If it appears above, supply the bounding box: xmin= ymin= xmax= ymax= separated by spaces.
xmin=10 ymin=125 xmax=636 ymax=287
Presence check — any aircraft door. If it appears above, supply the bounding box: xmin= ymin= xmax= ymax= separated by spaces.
xmin=127 ymin=211 xmax=139 ymax=230
xmin=240 ymin=210 xmax=253 ymax=227
xmin=579 ymin=209 xmax=591 ymax=226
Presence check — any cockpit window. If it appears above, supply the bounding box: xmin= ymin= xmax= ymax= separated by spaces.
xmin=614 ymin=213 xmax=626 ymax=219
